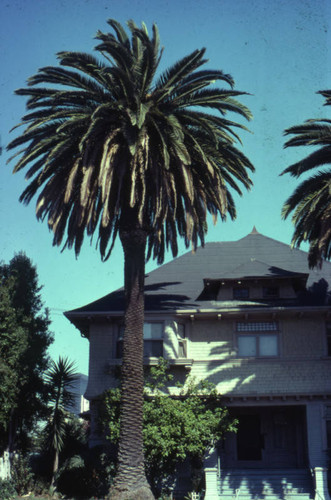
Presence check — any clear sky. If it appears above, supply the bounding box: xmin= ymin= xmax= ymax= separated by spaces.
xmin=1 ymin=0 xmax=330 ymax=374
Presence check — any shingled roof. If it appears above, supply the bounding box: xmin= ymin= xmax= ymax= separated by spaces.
xmin=65 ymin=228 xmax=331 ymax=320
xmin=209 ymin=259 xmax=309 ymax=281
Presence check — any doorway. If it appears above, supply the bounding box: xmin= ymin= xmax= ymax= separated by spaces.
xmin=237 ymin=414 xmax=263 ymax=461
xmin=221 ymin=405 xmax=307 ymax=468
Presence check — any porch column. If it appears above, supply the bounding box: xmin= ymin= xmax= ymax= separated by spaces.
xmin=306 ymin=403 xmax=330 ymax=500
xmin=204 ymin=447 xmax=219 ymax=500
xmin=314 ymin=468 xmax=330 ymax=500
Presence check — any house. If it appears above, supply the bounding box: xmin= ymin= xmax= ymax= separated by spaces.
xmin=68 ymin=373 xmax=90 ymax=417
xmin=65 ymin=228 xmax=331 ymax=500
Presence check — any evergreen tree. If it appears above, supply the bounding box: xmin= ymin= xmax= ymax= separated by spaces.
xmin=0 ymin=273 xmax=27 ymax=452
xmin=0 ymin=253 xmax=53 ymax=452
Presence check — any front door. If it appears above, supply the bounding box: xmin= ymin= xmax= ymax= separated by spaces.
xmin=237 ymin=414 xmax=263 ymax=461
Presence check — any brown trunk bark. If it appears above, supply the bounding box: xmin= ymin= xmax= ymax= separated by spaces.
xmin=109 ymin=227 xmax=154 ymax=500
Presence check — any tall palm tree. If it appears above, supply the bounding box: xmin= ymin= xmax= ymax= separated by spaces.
xmin=281 ymin=90 xmax=331 ymax=268
xmin=7 ymin=19 xmax=254 ymax=499
xmin=44 ymin=357 xmax=78 ymax=487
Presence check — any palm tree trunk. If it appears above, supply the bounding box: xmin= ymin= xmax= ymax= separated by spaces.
xmin=109 ymin=227 xmax=154 ymax=500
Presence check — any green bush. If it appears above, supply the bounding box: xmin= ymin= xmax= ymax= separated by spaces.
xmin=10 ymin=454 xmax=34 ymax=496
xmin=0 ymin=479 xmax=16 ymax=500
xmin=56 ymin=446 xmax=116 ymax=499
xmin=100 ymin=359 xmax=237 ymax=497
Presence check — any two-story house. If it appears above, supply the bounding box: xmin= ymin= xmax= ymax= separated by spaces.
xmin=65 ymin=228 xmax=331 ymax=500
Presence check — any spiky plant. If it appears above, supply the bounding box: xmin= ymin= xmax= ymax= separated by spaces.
xmin=281 ymin=90 xmax=331 ymax=268
xmin=44 ymin=357 xmax=78 ymax=487
xmin=7 ymin=19 xmax=253 ymax=499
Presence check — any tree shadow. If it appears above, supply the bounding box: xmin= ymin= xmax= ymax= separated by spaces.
xmin=219 ymin=468 xmax=314 ymax=500
xmin=299 ymin=277 xmax=331 ymax=306
xmin=69 ymin=280 xmax=197 ymax=314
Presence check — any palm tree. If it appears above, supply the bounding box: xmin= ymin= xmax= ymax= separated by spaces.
xmin=44 ymin=357 xmax=78 ymax=487
xmin=281 ymin=90 xmax=331 ymax=268
xmin=7 ymin=19 xmax=254 ymax=499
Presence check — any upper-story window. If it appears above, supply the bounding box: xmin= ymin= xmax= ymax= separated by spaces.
xmin=263 ymin=286 xmax=279 ymax=299
xmin=233 ymin=287 xmax=250 ymax=299
xmin=326 ymin=322 xmax=331 ymax=357
xmin=143 ymin=322 xmax=163 ymax=357
xmin=117 ymin=322 xmax=163 ymax=358
xmin=177 ymin=323 xmax=187 ymax=357
xmin=236 ymin=321 xmax=279 ymax=357
xmin=326 ymin=406 xmax=331 ymax=448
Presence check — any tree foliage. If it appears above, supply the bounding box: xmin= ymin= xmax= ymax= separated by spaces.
xmin=281 ymin=90 xmax=331 ymax=268
xmin=0 ymin=274 xmax=27 ymax=442
xmin=0 ymin=253 xmax=53 ymax=452
xmin=100 ymin=360 xmax=237 ymax=496
xmin=7 ymin=19 xmax=254 ymax=265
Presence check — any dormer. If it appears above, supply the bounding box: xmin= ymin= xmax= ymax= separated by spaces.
xmin=199 ymin=259 xmax=309 ymax=304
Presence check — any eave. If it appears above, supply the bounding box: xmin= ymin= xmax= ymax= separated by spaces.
xmin=65 ymin=304 xmax=331 ymax=339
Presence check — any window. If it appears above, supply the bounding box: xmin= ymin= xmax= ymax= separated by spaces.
xmin=326 ymin=322 xmax=331 ymax=357
xmin=143 ymin=322 xmax=163 ymax=357
xmin=263 ymin=286 xmax=279 ymax=299
xmin=326 ymin=406 xmax=331 ymax=448
xmin=117 ymin=322 xmax=163 ymax=358
xmin=236 ymin=322 xmax=279 ymax=357
xmin=233 ymin=287 xmax=249 ymax=299
xmin=177 ymin=323 xmax=186 ymax=338
xmin=327 ymin=421 xmax=331 ymax=449
xmin=177 ymin=323 xmax=187 ymax=357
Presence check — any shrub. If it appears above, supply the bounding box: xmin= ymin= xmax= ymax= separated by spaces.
xmin=0 ymin=479 xmax=16 ymax=500
xmin=56 ymin=446 xmax=115 ymax=499
xmin=10 ymin=454 xmax=34 ymax=496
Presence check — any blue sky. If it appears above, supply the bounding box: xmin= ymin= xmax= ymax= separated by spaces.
xmin=1 ymin=0 xmax=330 ymax=373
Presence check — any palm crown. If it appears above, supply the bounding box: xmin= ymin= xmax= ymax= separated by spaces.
xmin=281 ymin=90 xmax=331 ymax=267
xmin=8 ymin=19 xmax=253 ymax=264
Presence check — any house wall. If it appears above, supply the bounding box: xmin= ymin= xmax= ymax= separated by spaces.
xmin=85 ymin=313 xmax=331 ymax=400
xmin=85 ymin=317 xmax=183 ymax=399
xmin=184 ymin=315 xmax=331 ymax=397
xmin=191 ymin=358 xmax=331 ymax=396
xmin=85 ymin=321 xmax=117 ymax=400
xmin=282 ymin=318 xmax=325 ymax=358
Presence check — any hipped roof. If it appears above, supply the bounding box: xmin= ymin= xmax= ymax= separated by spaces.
xmin=65 ymin=228 xmax=331 ymax=319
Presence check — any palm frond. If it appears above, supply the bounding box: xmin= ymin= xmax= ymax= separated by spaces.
xmin=8 ymin=18 xmax=253 ymax=263
xmin=281 ymin=90 xmax=331 ymax=267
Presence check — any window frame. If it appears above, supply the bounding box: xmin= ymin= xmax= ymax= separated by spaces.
xmin=233 ymin=287 xmax=250 ymax=300
xmin=116 ymin=321 xmax=164 ymax=358
xmin=325 ymin=406 xmax=331 ymax=449
xmin=325 ymin=322 xmax=331 ymax=357
xmin=236 ymin=321 xmax=279 ymax=358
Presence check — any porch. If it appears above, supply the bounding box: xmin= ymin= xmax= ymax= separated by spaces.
xmin=221 ymin=406 xmax=307 ymax=469
xmin=204 ymin=403 xmax=330 ymax=500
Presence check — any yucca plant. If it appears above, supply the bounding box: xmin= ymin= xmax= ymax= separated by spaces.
xmin=281 ymin=90 xmax=331 ymax=268
xmin=43 ymin=357 xmax=78 ymax=487
xmin=7 ymin=19 xmax=253 ymax=499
